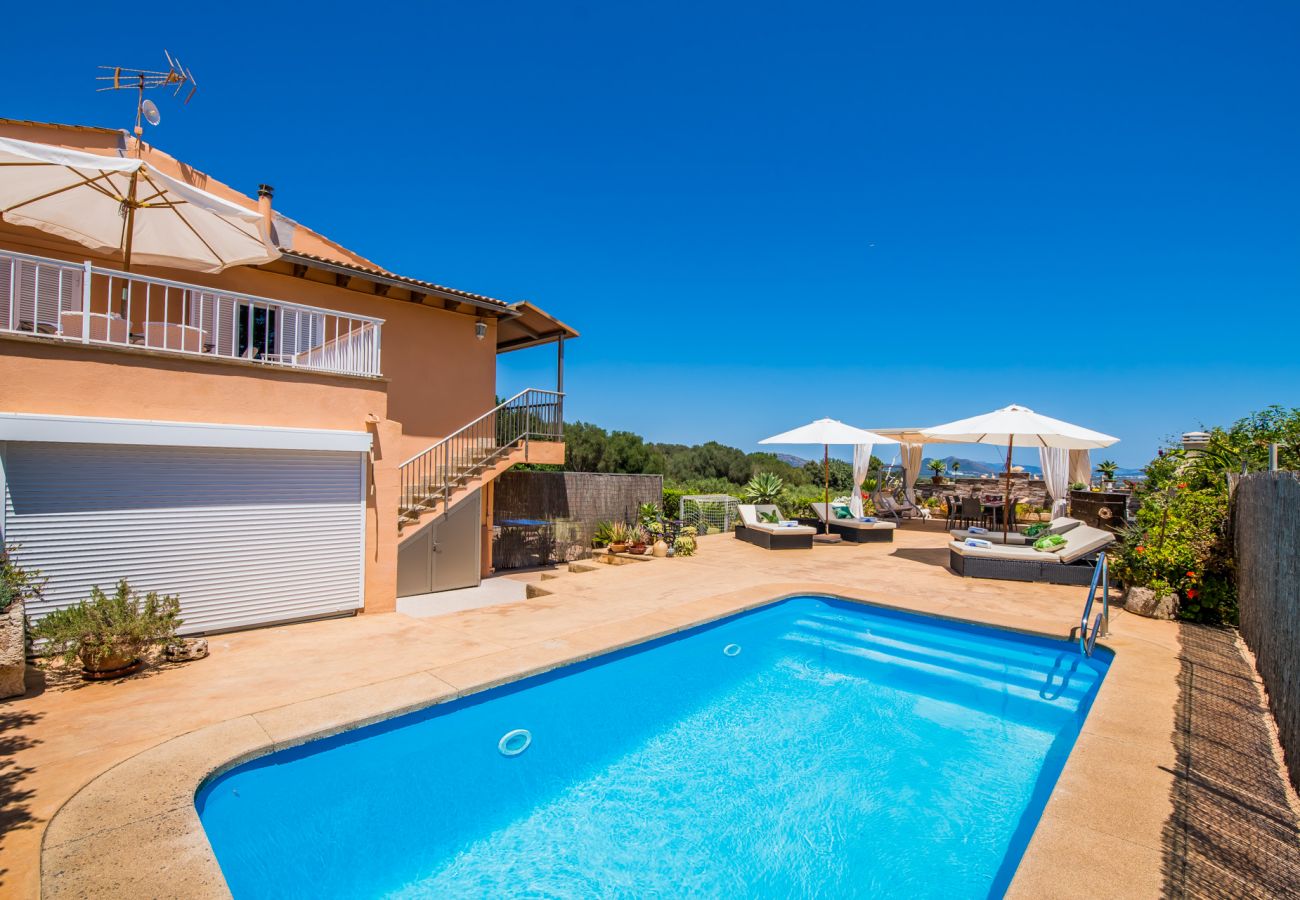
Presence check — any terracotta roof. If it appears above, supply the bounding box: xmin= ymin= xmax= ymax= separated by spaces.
xmin=0 ymin=117 xmax=123 ymax=136
xmin=277 ymin=250 xmax=512 ymax=310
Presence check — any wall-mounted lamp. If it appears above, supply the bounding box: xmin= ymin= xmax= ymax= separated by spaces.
xmin=475 ymin=319 xmax=487 ymax=341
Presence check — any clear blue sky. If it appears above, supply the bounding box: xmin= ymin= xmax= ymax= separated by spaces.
xmin=5 ymin=1 xmax=1298 ymax=467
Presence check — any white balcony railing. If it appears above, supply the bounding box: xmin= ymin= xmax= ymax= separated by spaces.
xmin=0 ymin=249 xmax=383 ymax=377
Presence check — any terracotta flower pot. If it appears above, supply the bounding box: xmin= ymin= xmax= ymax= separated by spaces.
xmin=608 ymin=542 xmax=628 ymax=554
xmin=629 ymin=543 xmax=647 ymax=555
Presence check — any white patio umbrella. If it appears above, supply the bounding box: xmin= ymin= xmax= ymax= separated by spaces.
xmin=0 ymin=136 xmax=279 ymax=274
xmin=920 ymin=404 xmax=1118 ymax=540
xmin=759 ymin=418 xmax=899 ymax=540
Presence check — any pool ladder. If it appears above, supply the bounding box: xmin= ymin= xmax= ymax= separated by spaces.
xmin=1078 ymin=553 xmax=1110 ymax=657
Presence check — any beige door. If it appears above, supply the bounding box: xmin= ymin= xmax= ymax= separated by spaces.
xmin=396 ymin=489 xmax=481 ymax=597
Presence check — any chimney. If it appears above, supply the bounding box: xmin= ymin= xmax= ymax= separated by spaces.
xmin=257 ymin=184 xmax=275 ymax=243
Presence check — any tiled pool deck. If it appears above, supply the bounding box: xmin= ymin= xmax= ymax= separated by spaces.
xmin=4 ymin=527 xmax=1298 ymax=898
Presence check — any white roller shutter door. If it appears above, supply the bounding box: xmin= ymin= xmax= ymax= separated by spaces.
xmin=2 ymin=442 xmax=365 ymax=634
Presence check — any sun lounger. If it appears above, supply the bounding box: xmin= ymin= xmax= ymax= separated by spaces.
xmin=950 ymin=516 xmax=1081 ymax=545
xmin=806 ymin=503 xmax=897 ymax=543
xmin=872 ymin=493 xmax=927 ymax=522
xmin=947 ymin=523 xmax=1115 ymax=584
xmin=735 ymin=504 xmax=816 ymax=550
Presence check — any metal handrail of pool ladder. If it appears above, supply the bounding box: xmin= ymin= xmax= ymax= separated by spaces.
xmin=1078 ymin=552 xmax=1110 ymax=658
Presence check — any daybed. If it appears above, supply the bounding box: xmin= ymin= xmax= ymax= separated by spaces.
xmin=804 ymin=503 xmax=897 ymax=543
xmin=735 ymin=504 xmax=816 ymax=550
xmin=948 ymin=523 xmax=1115 ymax=584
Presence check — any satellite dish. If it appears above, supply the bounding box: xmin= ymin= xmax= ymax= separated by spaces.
xmin=141 ymin=99 xmax=161 ymax=126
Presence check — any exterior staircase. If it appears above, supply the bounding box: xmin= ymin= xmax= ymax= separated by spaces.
xmin=397 ymin=388 xmax=563 ymax=532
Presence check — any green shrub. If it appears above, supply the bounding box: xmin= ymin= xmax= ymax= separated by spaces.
xmin=591 ymin=520 xmax=614 ymax=548
xmin=742 ymin=472 xmax=785 ymax=504
xmin=662 ymin=487 xmax=687 ymax=521
xmin=1 ymin=546 xmax=44 ymax=614
xmin=31 ymin=580 xmax=182 ymax=668
xmin=673 ymin=534 xmax=697 ymax=557
xmin=1112 ymin=482 xmax=1236 ymax=625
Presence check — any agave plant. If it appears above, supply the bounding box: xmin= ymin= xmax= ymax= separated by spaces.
xmin=742 ymin=472 xmax=785 ymax=504
xmin=607 ymin=521 xmax=633 ymax=546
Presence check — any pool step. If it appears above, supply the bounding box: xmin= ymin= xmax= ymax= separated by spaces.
xmin=786 ymin=614 xmax=1098 ymax=708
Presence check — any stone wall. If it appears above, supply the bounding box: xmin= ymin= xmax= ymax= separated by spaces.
xmin=492 ymin=471 xmax=664 ymax=570
xmin=1234 ymin=471 xmax=1300 ymax=793
xmin=914 ymin=474 xmax=1052 ymax=509
xmin=0 ymin=597 xmax=25 ymax=698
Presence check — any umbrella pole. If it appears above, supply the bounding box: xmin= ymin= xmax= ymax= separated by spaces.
xmin=1004 ymin=436 xmax=1014 ymax=542
xmin=823 ymin=443 xmax=830 ymax=535
xmin=118 ymin=171 xmax=140 ymax=317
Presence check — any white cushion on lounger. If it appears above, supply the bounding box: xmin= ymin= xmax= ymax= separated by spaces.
xmin=950 ymin=529 xmax=1030 ymax=545
xmin=738 ymin=504 xmax=814 ymax=534
xmin=949 ymin=540 xmax=1063 ymax=563
xmin=811 ymin=504 xmax=897 ymax=529
xmin=750 ymin=522 xmax=816 ymax=535
xmin=1043 ymin=516 xmax=1082 ymax=535
xmin=1056 ymin=525 xmax=1116 ymax=563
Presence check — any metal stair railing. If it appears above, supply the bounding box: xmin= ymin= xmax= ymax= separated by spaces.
xmin=1079 ymin=552 xmax=1110 ymax=657
xmin=398 ymin=388 xmax=563 ymax=523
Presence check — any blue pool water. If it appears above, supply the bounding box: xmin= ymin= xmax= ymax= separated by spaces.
xmin=198 ymin=597 xmax=1110 ymax=898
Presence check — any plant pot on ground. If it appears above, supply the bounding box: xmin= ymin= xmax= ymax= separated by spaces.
xmin=606 ymin=522 xmax=632 ymax=554
xmin=30 ymin=580 xmax=182 ymax=681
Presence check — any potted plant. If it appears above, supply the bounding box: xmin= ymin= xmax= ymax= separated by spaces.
xmin=607 ymin=522 xmax=632 ymax=554
xmin=591 ymin=520 xmax=614 ymax=549
xmin=927 ymin=459 xmax=946 ymax=484
xmin=30 ymin=580 xmax=182 ymax=680
xmin=1096 ymin=460 xmax=1119 ymax=490
xmin=628 ymin=524 xmax=649 ymax=555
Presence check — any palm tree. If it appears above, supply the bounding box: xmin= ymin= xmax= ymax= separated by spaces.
xmin=927 ymin=459 xmax=946 ymax=483
xmin=1096 ymin=460 xmax=1119 ymax=482
xmin=742 ymin=472 xmax=785 ymax=504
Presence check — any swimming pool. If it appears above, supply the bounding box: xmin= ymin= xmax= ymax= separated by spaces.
xmin=198 ymin=596 xmax=1110 ymax=898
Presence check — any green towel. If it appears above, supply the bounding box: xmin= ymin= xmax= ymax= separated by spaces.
xmin=1023 ymin=523 xmax=1050 ymax=538
xmin=1033 ymin=533 xmax=1067 ymax=552
xmin=758 ymin=510 xmax=780 ymax=524
xmin=832 ymin=505 xmax=854 ymax=519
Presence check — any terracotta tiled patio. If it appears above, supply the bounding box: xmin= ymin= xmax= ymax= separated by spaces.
xmin=3 ymin=526 xmax=1297 ymax=898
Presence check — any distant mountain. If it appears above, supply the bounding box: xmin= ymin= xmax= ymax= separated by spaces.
xmin=922 ymin=455 xmax=1039 ymax=476
xmin=775 ymin=453 xmax=809 ymax=467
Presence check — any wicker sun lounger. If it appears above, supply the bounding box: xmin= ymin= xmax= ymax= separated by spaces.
xmin=948 ymin=523 xmax=1115 ymax=585
xmin=735 ymin=504 xmax=816 ymax=550
xmin=803 ymin=503 xmax=897 ymax=543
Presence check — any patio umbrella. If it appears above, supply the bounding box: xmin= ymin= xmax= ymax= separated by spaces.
xmin=759 ymin=418 xmax=898 ymax=541
xmin=920 ymin=405 xmax=1118 ymax=541
xmin=0 ymin=136 xmax=279 ymax=274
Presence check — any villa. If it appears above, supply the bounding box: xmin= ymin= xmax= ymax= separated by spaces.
xmin=0 ymin=117 xmax=576 ymax=633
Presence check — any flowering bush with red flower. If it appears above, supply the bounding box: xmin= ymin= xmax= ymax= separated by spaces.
xmin=1112 ymin=453 xmax=1236 ymax=625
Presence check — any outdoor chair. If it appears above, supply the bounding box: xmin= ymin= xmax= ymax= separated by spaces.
xmin=959 ymin=496 xmax=985 ymax=529
xmin=735 ymin=503 xmax=815 ymax=550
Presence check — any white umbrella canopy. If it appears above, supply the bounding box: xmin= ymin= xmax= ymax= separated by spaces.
xmin=759 ymin=419 xmax=899 ymax=539
xmin=920 ymin=404 xmax=1119 ymax=539
xmin=759 ymin=418 xmax=897 ymax=447
xmin=919 ymin=404 xmax=1119 ymax=450
xmin=0 ymin=136 xmax=279 ymax=274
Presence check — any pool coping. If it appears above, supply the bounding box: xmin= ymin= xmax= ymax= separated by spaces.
xmin=39 ymin=581 xmax=1174 ymax=899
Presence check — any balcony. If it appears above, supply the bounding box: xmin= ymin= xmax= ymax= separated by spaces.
xmin=0 ymin=248 xmax=383 ymax=377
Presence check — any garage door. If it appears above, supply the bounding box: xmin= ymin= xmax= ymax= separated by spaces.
xmin=1 ymin=442 xmax=365 ymax=634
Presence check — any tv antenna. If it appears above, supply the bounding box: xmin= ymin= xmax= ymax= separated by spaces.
xmin=96 ymin=51 xmax=198 ymax=138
